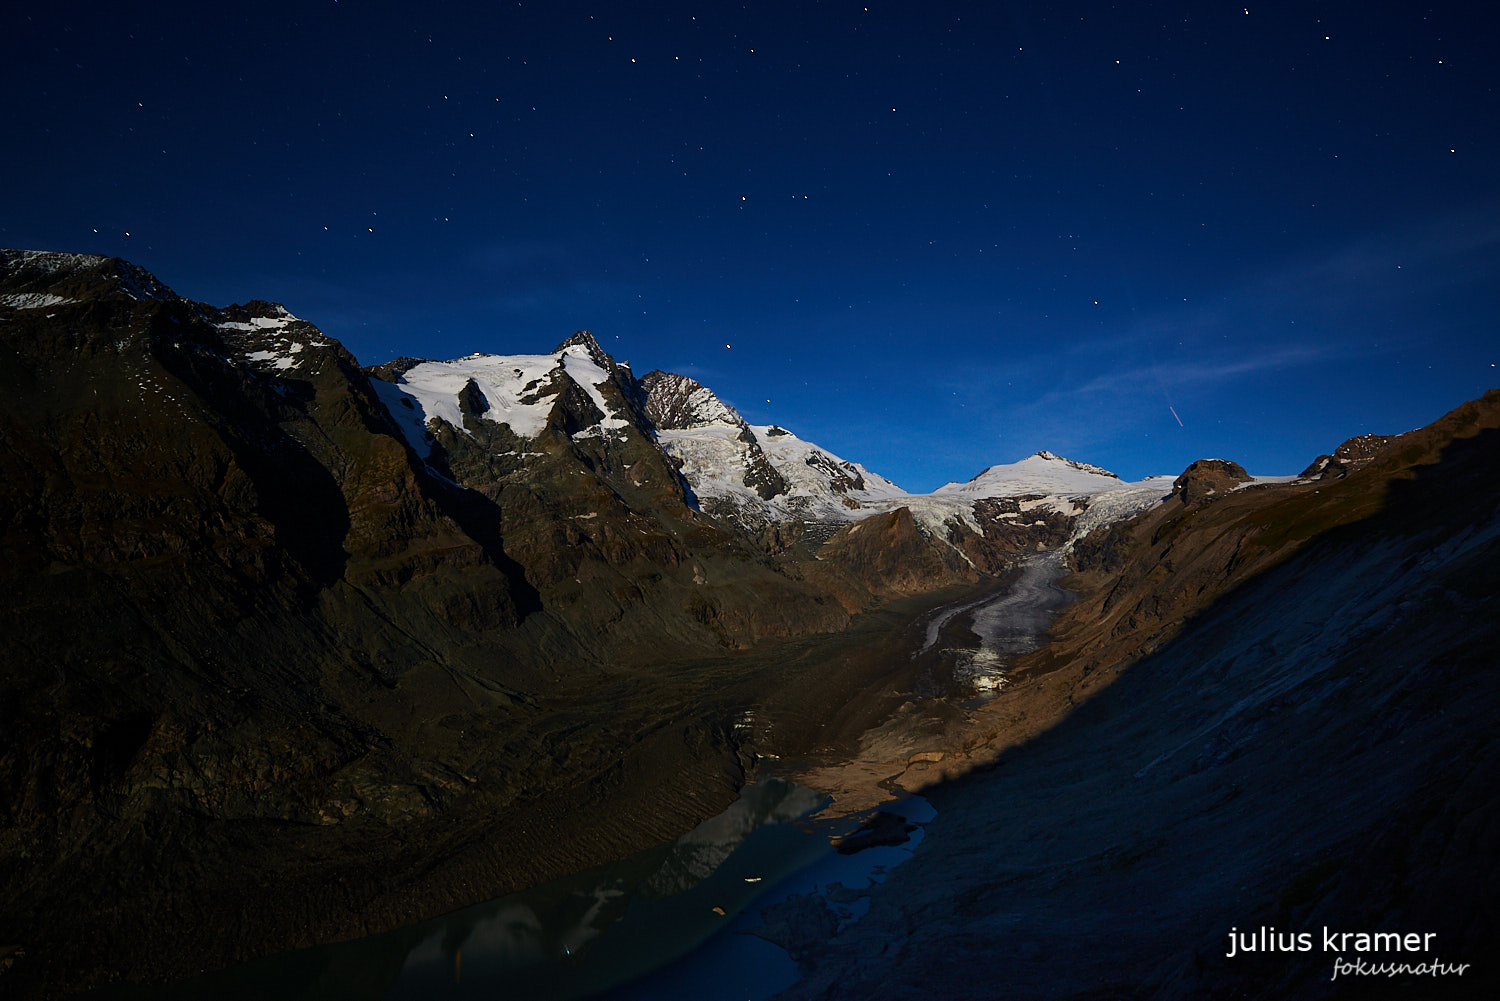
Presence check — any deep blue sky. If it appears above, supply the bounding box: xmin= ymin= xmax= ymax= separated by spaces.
xmin=5 ymin=2 xmax=1497 ymax=489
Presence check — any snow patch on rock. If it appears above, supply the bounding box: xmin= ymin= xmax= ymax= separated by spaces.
xmin=371 ymin=344 xmax=629 ymax=456
xmin=0 ymin=292 xmax=74 ymax=309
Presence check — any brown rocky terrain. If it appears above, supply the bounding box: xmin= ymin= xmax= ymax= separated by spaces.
xmin=776 ymin=392 xmax=1499 ymax=1000
xmin=797 ymin=392 xmax=1500 ymax=806
xmin=812 ymin=508 xmax=977 ymax=599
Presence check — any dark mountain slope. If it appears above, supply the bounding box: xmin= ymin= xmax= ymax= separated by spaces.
xmin=0 ymin=251 xmax=909 ymax=998
xmin=777 ymin=395 xmax=1500 ymax=1000
xmin=1021 ymin=389 xmax=1500 ymax=696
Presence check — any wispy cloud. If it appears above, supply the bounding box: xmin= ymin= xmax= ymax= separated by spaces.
xmin=953 ymin=342 xmax=1338 ymax=459
xmin=1064 ymin=344 xmax=1332 ymax=400
xmin=949 ymin=199 xmax=1500 ymax=428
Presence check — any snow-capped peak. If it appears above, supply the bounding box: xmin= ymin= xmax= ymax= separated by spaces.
xmin=554 ymin=329 xmax=620 ymax=376
xmin=1 ymin=248 xmax=179 ymax=303
xmin=359 ymin=329 xmax=1168 ymax=552
xmin=933 ymin=452 xmax=1123 ymax=499
xmin=1030 ymin=450 xmax=1117 ymax=476
xmin=368 ymin=338 xmax=632 ymax=457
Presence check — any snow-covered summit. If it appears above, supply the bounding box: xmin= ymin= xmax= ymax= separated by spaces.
xmin=660 ymin=418 xmax=913 ymax=524
xmin=1031 ymin=451 xmax=1118 ymax=478
xmin=934 ymin=451 xmax=1124 ymax=499
xmin=359 ymin=327 xmax=1172 ymax=560
xmin=1 ymin=248 xmax=179 ymax=303
xmin=639 ymin=370 xmax=793 ymax=505
xmin=369 ymin=334 xmax=633 ymax=457
xmin=750 ymin=425 xmax=907 ymax=506
xmin=651 ymin=409 xmax=1157 ymax=545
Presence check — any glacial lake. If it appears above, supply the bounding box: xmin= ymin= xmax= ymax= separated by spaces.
xmin=108 ymin=777 xmax=934 ymax=1001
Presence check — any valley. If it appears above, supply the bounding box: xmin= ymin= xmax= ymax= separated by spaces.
xmin=2 ymin=249 xmax=1496 ymax=1000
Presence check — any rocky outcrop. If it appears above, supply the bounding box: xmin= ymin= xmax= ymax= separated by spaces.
xmin=1048 ymin=396 xmax=1499 ymax=691
xmin=946 ymin=495 xmax=1077 ymax=572
xmin=638 ymin=369 xmax=739 ymax=430
xmin=1170 ymin=457 xmax=1252 ymax=505
xmin=803 ymin=448 xmax=868 ymax=494
xmin=1299 ymin=431 xmax=1402 ymax=480
xmin=638 ymin=369 xmax=789 ymax=503
xmin=816 ymin=507 xmax=977 ymax=597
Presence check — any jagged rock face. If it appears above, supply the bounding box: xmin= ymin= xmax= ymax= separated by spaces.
xmin=638 ymin=369 xmax=789 ymax=504
xmin=638 ymin=369 xmax=741 ymax=430
xmin=803 ymin=448 xmax=867 ymax=494
xmin=0 ymin=247 xmax=177 ymax=305
xmin=554 ymin=328 xmax=624 ymax=375
xmin=1170 ymin=457 xmax=1251 ymax=506
xmin=945 ymin=495 xmax=1077 ymax=571
xmin=738 ymin=428 xmax=790 ymax=500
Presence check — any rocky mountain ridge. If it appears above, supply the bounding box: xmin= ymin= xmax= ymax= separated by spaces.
xmin=0 ymin=248 xmax=1170 ymax=997
xmin=4 ymin=249 xmax=1491 ymax=1000
xmin=365 ymin=324 xmax=1165 ymax=563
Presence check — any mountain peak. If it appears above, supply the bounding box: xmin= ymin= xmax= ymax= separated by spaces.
xmin=1 ymin=248 xmax=178 ymax=305
xmin=553 ymin=329 xmax=616 ymax=371
xmin=934 ymin=451 xmax=1122 ymax=498
xmin=1026 ymin=451 xmax=1120 ymax=479
xmin=638 ymin=370 xmax=746 ymax=431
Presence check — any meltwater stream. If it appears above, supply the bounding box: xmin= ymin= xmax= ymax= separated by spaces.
xmin=114 ymin=779 xmax=934 ymax=1001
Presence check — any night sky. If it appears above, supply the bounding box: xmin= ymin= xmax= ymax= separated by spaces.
xmin=5 ymin=2 xmax=1497 ymax=489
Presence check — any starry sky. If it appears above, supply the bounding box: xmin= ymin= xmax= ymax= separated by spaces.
xmin=4 ymin=2 xmax=1497 ymax=489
